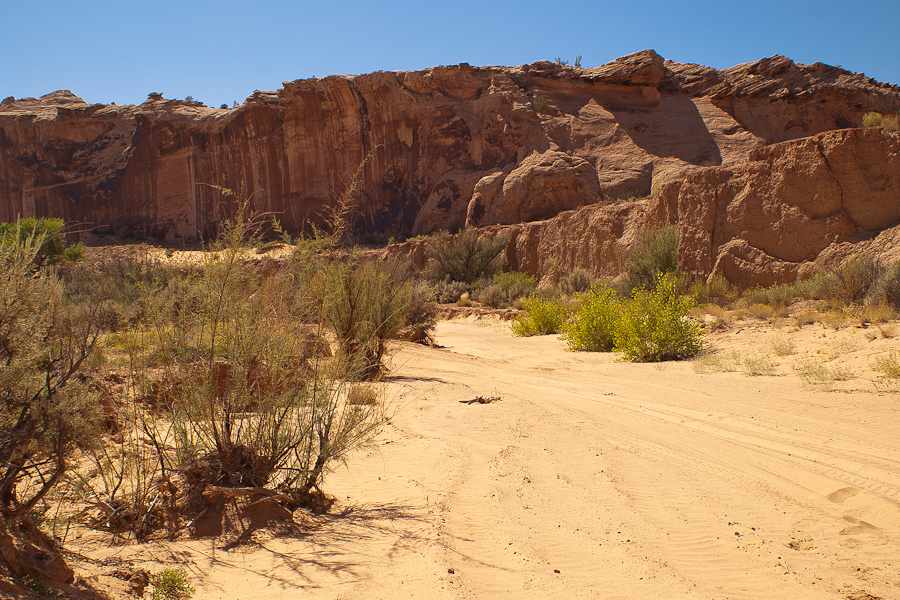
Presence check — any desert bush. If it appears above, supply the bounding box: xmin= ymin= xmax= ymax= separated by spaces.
xmin=559 ymin=268 xmax=593 ymax=295
xmin=873 ymin=351 xmax=900 ymax=378
xmin=431 ymin=276 xmax=469 ymax=303
xmin=0 ymin=217 xmax=84 ymax=265
xmin=742 ymin=303 xmax=775 ymax=321
xmin=456 ymin=292 xmax=474 ymax=307
xmin=793 ymin=355 xmax=853 ymax=390
xmin=151 ymin=568 xmax=194 ymax=600
xmin=61 ymin=253 xmax=182 ymax=331
xmin=616 ymin=272 xmax=703 ymax=362
xmin=74 ymin=174 xmax=392 ymax=538
xmin=868 ymin=260 xmax=900 ymax=309
xmin=822 ymin=253 xmax=882 ymax=305
xmin=873 ymin=351 xmax=900 ymax=391
xmin=560 ymin=281 xmax=622 ymax=351
xmin=321 ymin=257 xmax=412 ymax=379
xmin=477 ymin=283 xmax=506 ymax=308
xmin=692 ymin=274 xmax=738 ymax=306
xmin=693 ymin=348 xmax=740 ymax=373
xmin=0 ymin=230 xmax=101 ymax=521
xmin=742 ymin=283 xmax=801 ymax=308
xmin=511 ymin=295 xmax=567 ymax=336
xmin=494 ymin=271 xmax=536 ymax=301
xmin=863 ymin=111 xmax=900 ymax=132
xmin=624 ymin=225 xmax=679 ymax=291
xmin=425 ymin=228 xmax=508 ymax=284
xmin=741 ymin=355 xmax=777 ymax=376
xmin=402 ymin=280 xmax=438 ymax=343
xmin=768 ymin=335 xmax=796 ymax=356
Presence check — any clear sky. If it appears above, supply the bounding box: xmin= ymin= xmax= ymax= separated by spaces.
xmin=3 ymin=0 xmax=899 ymax=109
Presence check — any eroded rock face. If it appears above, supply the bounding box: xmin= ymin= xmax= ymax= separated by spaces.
xmin=448 ymin=127 xmax=900 ymax=287
xmin=3 ymin=50 xmax=898 ymax=251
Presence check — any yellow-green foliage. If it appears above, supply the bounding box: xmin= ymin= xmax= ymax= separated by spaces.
xmin=560 ymin=282 xmax=621 ymax=351
xmin=616 ymin=273 xmax=704 ymax=362
xmin=511 ymin=295 xmax=567 ymax=336
xmin=151 ymin=569 xmax=194 ymax=600
xmin=863 ymin=111 xmax=900 ymax=132
xmin=560 ymin=274 xmax=704 ymax=361
xmin=0 ymin=217 xmax=84 ymax=264
xmin=873 ymin=351 xmax=900 ymax=378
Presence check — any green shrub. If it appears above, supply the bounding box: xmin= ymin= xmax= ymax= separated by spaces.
xmin=691 ymin=274 xmax=738 ymax=306
xmin=0 ymin=231 xmax=101 ymax=521
xmin=494 ymin=271 xmax=536 ymax=301
xmin=425 ymin=228 xmax=508 ymax=284
xmin=742 ymin=283 xmax=800 ymax=308
xmin=615 ymin=273 xmax=703 ymax=362
xmin=322 ymin=257 xmax=412 ymax=379
xmin=151 ymin=569 xmax=194 ymax=600
xmin=477 ymin=283 xmax=506 ymax=308
xmin=560 ymin=282 xmax=622 ymax=351
xmin=511 ymin=295 xmax=567 ymax=336
xmin=869 ymin=260 xmax=900 ymax=309
xmin=0 ymin=217 xmax=84 ymax=265
xmin=559 ymin=268 xmax=593 ymax=295
xmin=863 ymin=111 xmax=900 ymax=132
xmin=824 ymin=253 xmax=882 ymax=305
xmin=624 ymin=226 xmax=679 ymax=291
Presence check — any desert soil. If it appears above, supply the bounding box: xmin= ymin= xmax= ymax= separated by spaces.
xmin=77 ymin=316 xmax=900 ymax=600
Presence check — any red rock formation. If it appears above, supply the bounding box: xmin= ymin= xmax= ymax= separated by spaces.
xmin=406 ymin=127 xmax=898 ymax=288
xmin=3 ymin=50 xmax=898 ymax=252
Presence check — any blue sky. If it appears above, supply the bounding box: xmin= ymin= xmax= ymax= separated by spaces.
xmin=4 ymin=0 xmax=899 ymax=108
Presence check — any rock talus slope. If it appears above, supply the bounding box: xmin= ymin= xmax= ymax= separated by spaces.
xmin=2 ymin=50 xmax=900 ymax=284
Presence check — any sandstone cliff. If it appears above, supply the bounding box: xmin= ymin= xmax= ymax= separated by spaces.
xmin=2 ymin=51 xmax=898 ymax=243
xmin=3 ymin=50 xmax=900 ymax=285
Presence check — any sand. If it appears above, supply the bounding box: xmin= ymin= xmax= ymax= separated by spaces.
xmin=76 ymin=316 xmax=900 ymax=600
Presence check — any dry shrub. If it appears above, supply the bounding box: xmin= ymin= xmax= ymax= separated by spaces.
xmin=0 ymin=227 xmax=102 ymax=522
xmin=477 ymin=283 xmax=506 ymax=308
xmin=559 ymin=268 xmax=593 ymax=295
xmin=793 ymin=355 xmax=854 ymax=391
xmin=425 ymin=228 xmax=508 ymax=284
xmin=741 ymin=355 xmax=777 ymax=376
xmin=74 ymin=176 xmax=392 ymax=540
xmin=768 ymin=335 xmax=796 ymax=356
xmin=693 ymin=348 xmax=740 ymax=373
xmin=794 ymin=310 xmax=818 ymax=327
xmin=693 ymin=274 xmax=738 ymax=306
xmin=744 ymin=303 xmax=774 ymax=321
xmin=431 ymin=277 xmax=469 ymax=304
xmin=873 ymin=351 xmax=900 ymax=392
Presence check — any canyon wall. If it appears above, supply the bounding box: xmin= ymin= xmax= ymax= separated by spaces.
xmin=2 ymin=50 xmax=900 ymax=284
